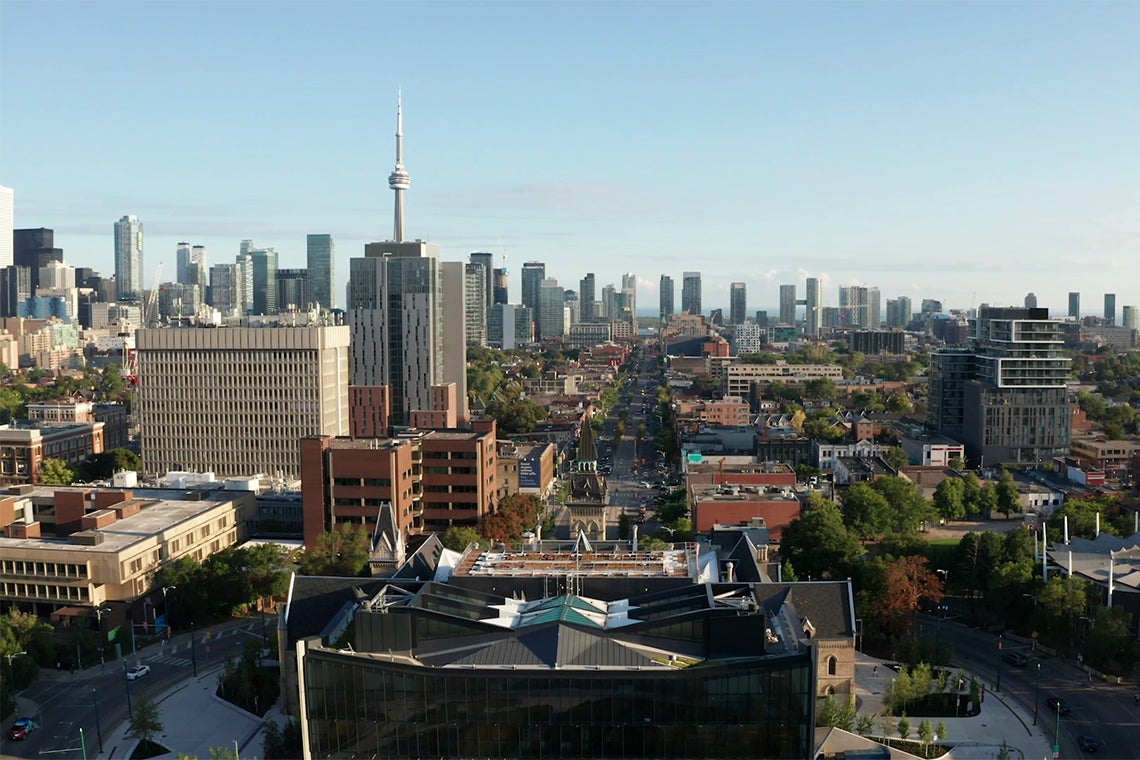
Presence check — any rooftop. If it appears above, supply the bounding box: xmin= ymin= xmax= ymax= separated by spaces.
xmin=453 ymin=547 xmax=696 ymax=579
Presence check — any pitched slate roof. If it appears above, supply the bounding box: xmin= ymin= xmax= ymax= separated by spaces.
xmin=419 ymin=623 xmax=665 ymax=669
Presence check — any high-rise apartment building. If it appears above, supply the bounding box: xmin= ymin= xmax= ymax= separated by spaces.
xmin=659 ymin=275 xmax=674 ymax=321
xmin=1024 ymin=292 xmax=1037 ymax=309
xmin=469 ymin=253 xmax=494 ymax=313
xmin=804 ymin=277 xmax=821 ymax=335
xmin=886 ymin=297 xmax=912 ymax=329
xmin=779 ymin=285 xmax=796 ymax=325
xmin=621 ymin=273 xmax=637 ymax=321
xmin=681 ymin=272 xmax=701 ymax=316
xmin=0 ymin=185 xmax=13 ymax=268
xmin=136 ymin=323 xmax=350 ymax=478
xmin=488 ymin=304 xmax=533 ymax=349
xmin=306 ymin=234 xmax=335 ymax=310
xmin=464 ymin=262 xmax=488 ymax=346
xmin=579 ymin=273 xmax=596 ymax=322
xmin=251 ymin=248 xmax=279 ymax=315
xmin=536 ymin=278 xmax=566 ymax=340
xmin=114 ymin=214 xmax=144 ymax=302
xmin=600 ymin=284 xmax=616 ymax=320
xmin=839 ymin=285 xmax=880 ymax=328
xmin=350 ymin=241 xmax=448 ymax=425
xmin=729 ymin=282 xmax=746 ymax=325
xmin=1068 ymin=292 xmax=1080 ymax=319
xmin=1104 ymin=293 xmax=1116 ymax=326
xmin=929 ymin=307 xmax=1069 ymax=466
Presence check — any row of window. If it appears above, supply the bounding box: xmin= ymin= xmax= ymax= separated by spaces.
xmin=0 ymin=560 xmax=89 ymax=578
xmin=1 ymin=582 xmax=90 ymax=601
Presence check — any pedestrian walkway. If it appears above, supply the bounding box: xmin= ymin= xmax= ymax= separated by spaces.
xmin=855 ymin=652 xmax=1055 ymax=760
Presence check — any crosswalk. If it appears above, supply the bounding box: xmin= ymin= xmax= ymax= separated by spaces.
xmin=134 ymin=623 xmax=265 ymax=669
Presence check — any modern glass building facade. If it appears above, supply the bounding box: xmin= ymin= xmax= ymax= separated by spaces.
xmin=301 ymin=651 xmax=813 ymax=759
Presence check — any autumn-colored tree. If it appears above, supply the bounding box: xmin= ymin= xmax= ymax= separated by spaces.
xmin=873 ymin=555 xmax=944 ymax=635
xmin=479 ymin=493 xmax=543 ymax=545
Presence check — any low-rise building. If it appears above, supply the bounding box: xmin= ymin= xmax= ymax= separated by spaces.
xmin=833 ymin=456 xmax=896 ymax=485
xmin=0 ymin=420 xmax=105 ymax=485
xmin=1069 ymin=436 xmax=1140 ymax=481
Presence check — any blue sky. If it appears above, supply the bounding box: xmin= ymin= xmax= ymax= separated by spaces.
xmin=2 ymin=1 xmax=1138 ymax=315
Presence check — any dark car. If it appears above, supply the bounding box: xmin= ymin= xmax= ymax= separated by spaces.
xmin=1077 ymin=735 xmax=1097 ymax=752
xmin=1001 ymin=650 xmax=1030 ymax=666
xmin=1046 ymin=697 xmax=1071 ymax=715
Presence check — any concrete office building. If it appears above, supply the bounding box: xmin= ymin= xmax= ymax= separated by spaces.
xmin=307 ymin=234 xmax=335 ymax=310
xmin=804 ymin=277 xmax=821 ymax=335
xmin=1068 ymin=292 xmax=1080 ymax=319
xmin=929 ymin=307 xmax=1069 ymax=466
xmin=135 ymin=323 xmax=350 ymax=478
xmin=681 ymin=271 xmax=701 ymax=316
xmin=113 ymin=214 xmax=144 ymax=302
xmin=1105 ymin=293 xmax=1116 ymax=325
xmin=659 ymin=274 xmax=674 ymax=320
xmin=778 ymin=284 xmax=796 ymax=325
xmin=729 ymin=282 xmax=747 ymax=325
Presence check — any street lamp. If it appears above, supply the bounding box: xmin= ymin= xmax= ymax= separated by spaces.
xmin=92 ymin=688 xmax=104 ymax=753
xmin=161 ymin=585 xmax=176 ymax=638
xmin=94 ymin=607 xmax=111 ymax=668
xmin=1033 ymin=662 xmax=1041 ymax=726
xmin=4 ymin=650 xmax=27 ymax=687
xmin=190 ymin=621 xmax=198 ymax=677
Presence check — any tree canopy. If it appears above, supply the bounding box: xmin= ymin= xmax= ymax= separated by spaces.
xmin=300 ymin=523 xmax=371 ymax=577
xmin=780 ymin=494 xmax=865 ymax=581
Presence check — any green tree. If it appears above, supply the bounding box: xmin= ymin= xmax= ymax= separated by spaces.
xmin=937 ymin=720 xmax=947 ymax=743
xmin=918 ymin=719 xmax=934 ymax=749
xmin=300 ymin=523 xmax=371 ymax=576
xmin=855 ymin=714 xmax=876 ymax=736
xmin=1085 ymin=605 xmax=1140 ymax=676
xmin=441 ymin=525 xmax=483 ymax=552
xmin=815 ymin=694 xmax=855 ymax=730
xmin=803 ymin=377 xmax=838 ymax=400
xmin=933 ymin=477 xmax=967 ymax=522
xmin=896 ymin=714 xmax=910 ymax=741
xmin=840 ymin=483 xmax=892 ymax=540
xmin=80 ymin=448 xmax=143 ymax=480
xmin=38 ymin=457 xmax=76 ymax=485
xmin=127 ymin=693 xmax=164 ymax=747
xmin=779 ymin=495 xmax=865 ymax=581
xmin=993 ymin=470 xmax=1021 ymax=519
xmin=883 ymin=446 xmax=909 ymax=471
xmin=262 ymin=717 xmax=303 ymax=759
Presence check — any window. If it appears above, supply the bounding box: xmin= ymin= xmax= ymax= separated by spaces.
xmin=827 ymin=656 xmax=838 ymax=676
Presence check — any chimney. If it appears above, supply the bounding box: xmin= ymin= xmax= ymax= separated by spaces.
xmin=631 ymin=523 xmax=639 ymax=553
xmin=726 ymin=561 xmax=735 ymax=583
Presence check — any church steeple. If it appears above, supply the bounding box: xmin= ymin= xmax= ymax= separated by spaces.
xmin=576 ymin=420 xmax=598 ymax=473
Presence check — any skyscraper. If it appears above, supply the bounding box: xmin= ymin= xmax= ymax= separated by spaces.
xmin=114 ymin=214 xmax=144 ymax=302
xmin=277 ymin=268 xmax=309 ymax=311
xmin=621 ymin=273 xmax=637 ymax=321
xmin=1104 ymin=293 xmax=1116 ymax=325
xmin=779 ymin=284 xmax=796 ymax=325
xmin=389 ymin=90 xmax=411 ymax=242
xmin=536 ymin=278 xmax=566 ymax=340
xmin=929 ymin=306 xmax=1069 ymax=466
xmin=1068 ymin=292 xmax=1080 ymax=319
xmin=886 ymin=297 xmax=912 ymax=329
xmin=469 ymin=252 xmax=495 ymax=314
xmin=659 ymin=275 xmax=674 ymax=321
xmin=465 ymin=262 xmax=488 ymax=346
xmin=729 ymin=282 xmax=746 ymax=325
xmin=176 ymin=243 xmax=207 ymax=287
xmin=251 ymin=248 xmax=279 ymax=315
xmin=579 ymin=273 xmax=596 ymax=322
xmin=208 ymin=264 xmax=241 ymax=317
xmin=307 ymin=234 xmax=335 ymax=310
xmin=681 ymin=272 xmax=701 ymax=316
xmin=1024 ymin=293 xmax=1037 ymax=309
xmin=805 ymin=277 xmax=821 ymax=336
xmin=0 ymin=185 xmax=13 ymax=268
xmin=1123 ymin=305 xmax=1138 ymax=330
xmin=492 ymin=267 xmax=509 ymax=305
xmin=521 ymin=262 xmax=545 ymax=315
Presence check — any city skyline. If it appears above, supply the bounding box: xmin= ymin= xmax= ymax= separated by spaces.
xmin=2 ymin=2 xmax=1139 ymax=313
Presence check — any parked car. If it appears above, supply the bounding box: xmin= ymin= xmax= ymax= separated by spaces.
xmin=126 ymin=664 xmax=151 ymax=680
xmin=8 ymin=717 xmax=38 ymax=740
xmin=1046 ymin=697 xmax=1071 ymax=715
xmin=1077 ymin=735 xmax=1098 ymax=752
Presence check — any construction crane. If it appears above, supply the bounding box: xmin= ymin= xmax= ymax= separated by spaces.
xmin=141 ymin=261 xmax=164 ymax=328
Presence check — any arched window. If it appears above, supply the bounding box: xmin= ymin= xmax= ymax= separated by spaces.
xmin=827 ymin=655 xmax=838 ymax=676
xmin=825 ymin=685 xmax=835 ymax=696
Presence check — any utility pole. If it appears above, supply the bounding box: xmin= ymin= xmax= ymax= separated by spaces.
xmin=996 ymin=634 xmax=1003 ymax=693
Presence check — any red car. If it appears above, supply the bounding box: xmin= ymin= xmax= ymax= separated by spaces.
xmin=9 ymin=717 xmax=38 ymax=740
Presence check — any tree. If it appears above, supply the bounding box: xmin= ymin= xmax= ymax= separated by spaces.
xmin=872 ymin=555 xmax=944 ymax=636
xmin=994 ymin=471 xmax=1021 ymax=519
xmin=840 ymin=483 xmax=892 ymax=540
xmin=1085 ymin=605 xmax=1140 ymax=676
xmin=815 ymin=694 xmax=855 ymax=730
xmin=480 ymin=493 xmax=543 ymax=545
xmin=883 ymin=446 xmax=909 ymax=471
xmin=38 ymin=457 xmax=76 ymax=485
xmin=947 ymin=454 xmax=965 ymax=471
xmin=896 ymin=714 xmax=910 ymax=741
xmin=263 ymin=718 xmax=303 ymax=759
xmin=937 ymin=720 xmax=947 ymax=743
xmin=80 ymin=448 xmax=142 ymax=480
xmin=803 ymin=377 xmax=838 ymax=400
xmin=933 ymin=477 xmax=967 ymax=522
xmin=127 ymin=693 xmax=164 ymax=747
xmin=299 ymin=523 xmax=371 ymax=576
xmin=442 ymin=525 xmax=483 ymax=552
xmin=779 ymin=495 xmax=865 ymax=581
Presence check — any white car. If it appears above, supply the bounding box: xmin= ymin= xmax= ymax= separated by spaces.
xmin=126 ymin=664 xmax=151 ymax=680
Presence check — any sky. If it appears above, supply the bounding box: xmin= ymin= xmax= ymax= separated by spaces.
xmin=2 ymin=1 xmax=1139 ymax=316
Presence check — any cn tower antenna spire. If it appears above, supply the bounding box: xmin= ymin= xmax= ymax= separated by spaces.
xmin=388 ymin=87 xmax=411 ymax=242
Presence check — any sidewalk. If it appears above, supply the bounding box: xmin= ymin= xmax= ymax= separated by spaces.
xmin=855 ymin=651 xmax=1056 ymax=760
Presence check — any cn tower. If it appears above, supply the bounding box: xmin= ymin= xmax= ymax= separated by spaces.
xmin=388 ymin=89 xmax=411 ymax=242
